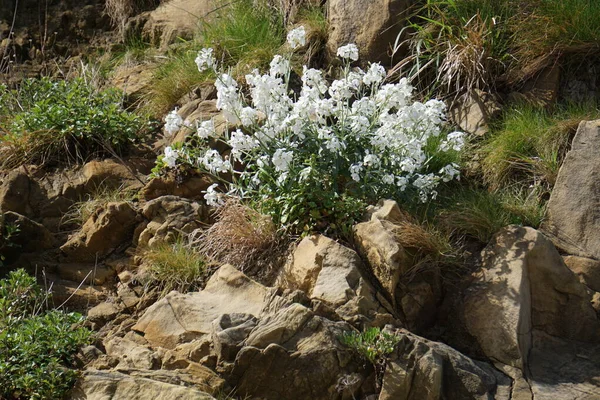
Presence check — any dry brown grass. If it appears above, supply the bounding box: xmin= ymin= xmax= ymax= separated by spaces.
xmin=192 ymin=198 xmax=281 ymax=277
xmin=105 ymin=0 xmax=161 ymax=34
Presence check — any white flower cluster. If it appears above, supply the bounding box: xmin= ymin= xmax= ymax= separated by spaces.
xmin=159 ymin=27 xmax=465 ymax=211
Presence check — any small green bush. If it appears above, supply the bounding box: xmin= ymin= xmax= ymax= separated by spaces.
xmin=0 ymin=214 xmax=20 ymax=267
xmin=0 ymin=77 xmax=144 ymax=167
xmin=0 ymin=269 xmax=91 ymax=400
xmin=340 ymin=327 xmax=399 ymax=365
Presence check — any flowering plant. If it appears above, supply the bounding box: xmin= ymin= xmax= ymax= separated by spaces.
xmin=156 ymin=27 xmax=464 ymax=235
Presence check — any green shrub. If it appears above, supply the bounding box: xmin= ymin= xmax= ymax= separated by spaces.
xmin=0 ymin=214 xmax=20 ymax=268
xmin=340 ymin=327 xmax=399 ymax=365
xmin=0 ymin=269 xmax=91 ymax=400
xmin=0 ymin=77 xmax=144 ymax=168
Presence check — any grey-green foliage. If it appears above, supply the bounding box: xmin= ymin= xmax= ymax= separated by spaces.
xmin=340 ymin=327 xmax=400 ymax=365
xmin=0 ymin=269 xmax=91 ymax=400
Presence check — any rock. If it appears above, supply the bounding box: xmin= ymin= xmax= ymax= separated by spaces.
xmin=277 ymin=234 xmax=363 ymax=307
xmin=104 ymin=337 xmax=161 ymax=370
xmin=563 ymin=255 xmax=600 ymax=292
xmin=111 ymin=64 xmax=154 ymax=104
xmin=132 ymin=264 xmax=275 ymax=349
xmin=0 ymin=168 xmax=33 ymax=216
xmin=464 ymin=226 xmax=600 ymax=371
xmin=142 ymin=0 xmax=216 ymax=49
xmin=81 ymin=158 xmax=146 ymax=191
xmin=353 ymin=218 xmax=407 ymax=306
xmin=71 ymin=370 xmax=217 ymax=400
xmin=326 ymin=0 xmax=413 ymax=62
xmin=57 ymin=263 xmax=116 ymax=285
xmin=212 ymin=313 xmax=258 ymax=362
xmin=136 ymin=196 xmax=208 ymax=247
xmin=61 ymin=202 xmax=139 ymax=262
xmin=379 ymin=329 xmax=511 ymax=400
xmin=230 ymin=311 xmax=363 ymax=400
xmin=87 ymin=302 xmax=122 ymax=327
xmin=543 ymin=120 xmax=600 ymax=259
xmin=2 ymin=211 xmax=54 ymax=253
xmin=140 ymin=174 xmax=215 ymax=201
xmin=448 ymin=89 xmax=501 ymax=136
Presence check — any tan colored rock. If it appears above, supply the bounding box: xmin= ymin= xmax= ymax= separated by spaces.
xmin=0 ymin=168 xmax=33 ymax=216
xmin=171 ymin=100 xmax=226 ymax=145
xmin=81 ymin=158 xmax=145 ymax=191
xmin=448 ymin=89 xmax=501 ymax=136
xmin=132 ymin=264 xmax=275 ymax=349
xmin=353 ymin=216 xmax=408 ymax=305
xmin=87 ymin=302 xmax=121 ymax=326
xmin=111 ymin=64 xmax=154 ymax=103
xmin=57 ymin=263 xmax=115 ymax=285
xmin=563 ymin=255 xmax=600 ymax=292
xmin=72 ymin=370 xmax=217 ymax=400
xmin=464 ymin=226 xmax=600 ymax=371
xmin=211 ymin=313 xmax=257 ymax=362
xmin=231 ymin=315 xmax=363 ymax=400
xmin=61 ymin=202 xmax=138 ymax=262
xmin=379 ymin=329 xmax=511 ymax=400
xmin=136 ymin=195 xmax=208 ymax=247
xmin=142 ymin=0 xmax=216 ymax=49
xmin=140 ymin=174 xmax=215 ymax=201
xmin=104 ymin=337 xmax=160 ymax=370
xmin=326 ymin=0 xmax=413 ymax=62
xmin=543 ymin=120 xmax=600 ymax=259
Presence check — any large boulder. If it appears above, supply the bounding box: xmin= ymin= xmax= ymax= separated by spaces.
xmin=463 ymin=226 xmax=600 ymax=371
xmin=326 ymin=0 xmax=413 ymax=63
xmin=229 ymin=303 xmax=364 ymax=400
xmin=71 ymin=370 xmax=217 ymax=400
xmin=543 ymin=120 xmax=600 ymax=259
xmin=448 ymin=89 xmax=501 ymax=136
xmin=132 ymin=264 xmax=276 ymax=349
xmin=60 ymin=201 xmax=139 ymax=262
xmin=142 ymin=0 xmax=216 ymax=49
xmin=136 ymin=195 xmax=209 ymax=247
xmin=379 ymin=329 xmax=511 ymax=400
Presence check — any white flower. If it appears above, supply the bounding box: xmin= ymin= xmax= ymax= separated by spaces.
xmin=301 ymin=66 xmax=328 ymax=94
xmin=204 ymin=183 xmax=222 ymax=207
xmin=299 ymin=166 xmax=312 ymax=181
xmin=228 ymin=129 xmax=258 ymax=160
xmin=240 ymin=107 xmax=258 ymax=127
xmin=336 ymin=44 xmax=359 ymax=61
xmin=195 ymin=48 xmax=216 ymax=72
xmin=440 ymin=163 xmax=460 ymax=182
xmin=350 ymin=163 xmax=363 ymax=182
xmin=272 ymin=149 xmax=293 ymax=172
xmin=164 ymin=109 xmax=183 ymax=136
xmin=269 ymin=55 xmax=290 ymax=77
xmin=196 ymin=119 xmax=215 ymax=139
xmin=440 ymin=131 xmax=465 ymax=152
xmin=215 ymin=73 xmax=242 ymax=123
xmin=363 ymin=63 xmax=386 ymax=86
xmin=201 ymin=149 xmax=231 ymax=173
xmin=163 ymin=146 xmax=179 ymax=167
xmin=383 ymin=174 xmax=395 ymax=185
xmin=287 ymin=26 xmax=306 ymax=50
xmin=363 ymin=152 xmax=380 ymax=167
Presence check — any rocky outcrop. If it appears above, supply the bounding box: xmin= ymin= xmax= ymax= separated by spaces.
xmin=464 ymin=226 xmax=599 ymax=371
xmin=140 ymin=0 xmax=217 ymax=49
xmin=379 ymin=329 xmax=511 ymax=400
xmin=327 ymin=0 xmax=414 ymax=63
xmin=448 ymin=89 xmax=502 ymax=136
xmin=132 ymin=264 xmax=276 ymax=349
xmin=543 ymin=120 xmax=600 ymax=259
xmin=61 ymin=201 xmax=139 ymax=262
xmin=136 ymin=195 xmax=209 ymax=247
xmin=71 ymin=370 xmax=217 ymax=400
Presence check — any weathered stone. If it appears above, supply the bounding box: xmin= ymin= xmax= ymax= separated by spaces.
xmin=448 ymin=89 xmax=501 ymax=136
xmin=563 ymin=255 xmax=600 ymax=292
xmin=133 ymin=264 xmax=275 ymax=349
xmin=212 ymin=313 xmax=257 ymax=362
xmin=172 ymin=100 xmax=226 ymax=144
xmin=81 ymin=158 xmax=146 ymax=191
xmin=71 ymin=370 xmax=217 ymax=400
xmin=142 ymin=0 xmax=216 ymax=49
xmin=111 ymin=64 xmax=154 ymax=104
xmin=140 ymin=175 xmax=215 ymax=201
xmin=379 ymin=329 xmax=511 ymax=400
xmin=230 ymin=314 xmax=362 ymax=400
xmin=543 ymin=120 xmax=600 ymax=259
xmin=327 ymin=0 xmax=413 ymax=62
xmin=57 ymin=263 xmax=116 ymax=285
xmin=137 ymin=196 xmax=208 ymax=247
xmin=464 ymin=226 xmax=600 ymax=371
xmin=87 ymin=302 xmax=121 ymax=326
xmin=2 ymin=211 xmax=54 ymax=253
xmin=104 ymin=337 xmax=161 ymax=370
xmin=61 ymin=201 xmax=138 ymax=262
xmin=0 ymin=168 xmax=33 ymax=216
